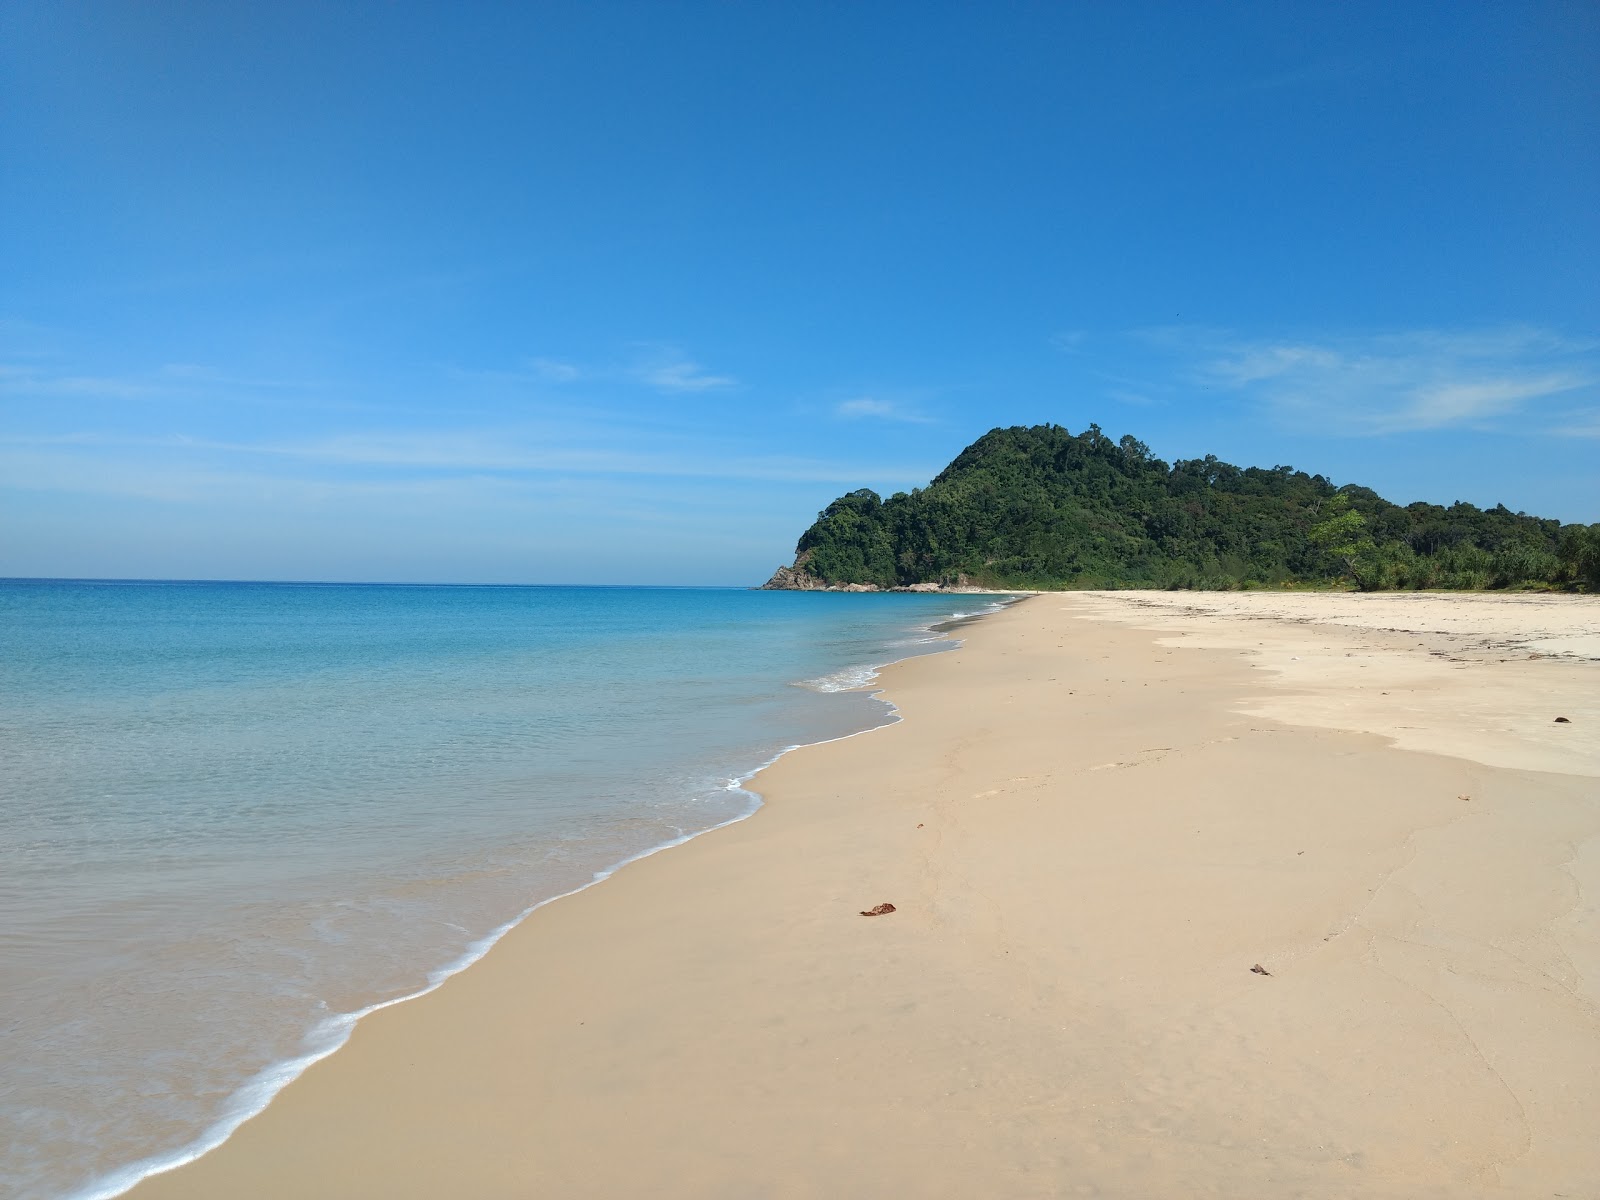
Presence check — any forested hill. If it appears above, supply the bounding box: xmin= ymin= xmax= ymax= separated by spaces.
xmin=765 ymin=424 xmax=1600 ymax=591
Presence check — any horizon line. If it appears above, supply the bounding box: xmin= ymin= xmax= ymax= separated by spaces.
xmin=0 ymin=576 xmax=762 ymax=590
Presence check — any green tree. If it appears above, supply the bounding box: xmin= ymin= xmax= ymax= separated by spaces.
xmin=1559 ymin=524 xmax=1600 ymax=588
xmin=1308 ymin=494 xmax=1377 ymax=587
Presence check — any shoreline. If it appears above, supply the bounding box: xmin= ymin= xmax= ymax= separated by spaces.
xmin=82 ymin=597 xmax=1017 ymax=1200
xmin=126 ymin=592 xmax=1599 ymax=1199
xmin=76 ymin=799 xmax=770 ymax=1200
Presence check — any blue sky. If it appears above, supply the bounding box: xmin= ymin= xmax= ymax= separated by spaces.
xmin=2 ymin=1 xmax=1596 ymax=584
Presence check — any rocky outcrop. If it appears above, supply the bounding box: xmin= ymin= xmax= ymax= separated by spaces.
xmin=759 ymin=564 xmax=995 ymax=593
xmin=897 ymin=578 xmax=994 ymax=593
xmin=759 ymin=564 xmax=826 ymax=590
xmin=759 ymin=566 xmax=884 ymax=591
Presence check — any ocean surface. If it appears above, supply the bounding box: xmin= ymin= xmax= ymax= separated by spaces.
xmin=0 ymin=580 xmax=1004 ymax=1200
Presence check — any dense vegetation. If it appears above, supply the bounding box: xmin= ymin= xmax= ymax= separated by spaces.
xmin=784 ymin=424 xmax=1600 ymax=591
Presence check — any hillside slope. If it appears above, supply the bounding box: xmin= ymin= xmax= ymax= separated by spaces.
xmin=765 ymin=424 xmax=1599 ymax=591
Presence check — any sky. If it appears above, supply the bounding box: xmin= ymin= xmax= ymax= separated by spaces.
xmin=2 ymin=1 xmax=1597 ymax=585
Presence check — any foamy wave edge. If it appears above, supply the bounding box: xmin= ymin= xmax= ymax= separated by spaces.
xmin=74 ymin=599 xmax=1011 ymax=1200
xmin=797 ymin=599 xmax=1007 ymax=693
xmin=798 ymin=663 xmax=882 ymax=691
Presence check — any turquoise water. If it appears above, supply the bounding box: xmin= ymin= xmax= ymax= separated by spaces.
xmin=0 ymin=581 xmax=1003 ymax=1200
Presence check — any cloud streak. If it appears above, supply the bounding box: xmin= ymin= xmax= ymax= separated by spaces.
xmin=0 ymin=429 xmax=937 ymax=489
xmin=834 ymin=396 xmax=935 ymax=423
xmin=1 ymin=344 xmax=739 ymax=408
xmin=1152 ymin=326 xmax=1597 ymax=435
xmin=633 ymin=357 xmax=736 ymax=392
xmin=0 ymin=361 xmax=323 ymax=407
xmin=1552 ymin=411 xmax=1600 ymax=439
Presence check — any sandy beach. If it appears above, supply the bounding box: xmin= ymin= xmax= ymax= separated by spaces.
xmin=128 ymin=591 xmax=1600 ymax=1200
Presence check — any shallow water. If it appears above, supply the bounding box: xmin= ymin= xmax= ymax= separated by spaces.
xmin=0 ymin=581 xmax=999 ymax=1200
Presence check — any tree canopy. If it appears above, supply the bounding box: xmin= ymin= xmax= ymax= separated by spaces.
xmin=784 ymin=425 xmax=1596 ymax=591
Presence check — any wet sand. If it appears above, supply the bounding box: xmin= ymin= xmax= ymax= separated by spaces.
xmin=130 ymin=592 xmax=1600 ymax=1199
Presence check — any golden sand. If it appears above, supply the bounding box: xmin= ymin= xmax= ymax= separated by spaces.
xmin=131 ymin=593 xmax=1600 ymax=1199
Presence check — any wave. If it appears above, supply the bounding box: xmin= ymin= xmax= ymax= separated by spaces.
xmin=796 ymin=600 xmax=1006 ymax=692
xmin=796 ymin=663 xmax=882 ymax=692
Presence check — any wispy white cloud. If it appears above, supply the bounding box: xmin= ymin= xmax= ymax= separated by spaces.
xmin=1553 ymin=410 xmax=1600 ymax=439
xmin=631 ymin=354 xmax=736 ymax=393
xmin=529 ymin=357 xmax=582 ymax=383
xmin=2 ymin=344 xmax=739 ymax=407
xmin=0 ymin=447 xmax=552 ymax=506
xmin=0 ymin=429 xmax=935 ymax=488
xmin=501 ymin=347 xmax=739 ymax=392
xmin=834 ymin=396 xmax=934 ymax=423
xmin=0 ymin=360 xmax=318 ymax=404
xmin=0 ymin=367 xmax=167 ymax=400
xmin=1147 ymin=326 xmax=1598 ymax=435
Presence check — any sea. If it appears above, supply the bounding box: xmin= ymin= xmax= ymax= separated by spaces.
xmin=0 ymin=580 xmax=1006 ymax=1200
